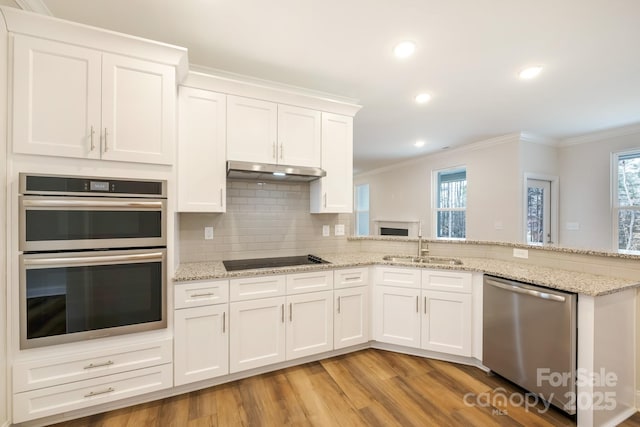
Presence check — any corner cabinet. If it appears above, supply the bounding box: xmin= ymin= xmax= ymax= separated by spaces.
xmin=177 ymin=87 xmax=227 ymax=212
xmin=226 ymin=95 xmax=321 ymax=167
xmin=310 ymin=113 xmax=353 ymax=213
xmin=12 ymin=34 xmax=176 ymax=165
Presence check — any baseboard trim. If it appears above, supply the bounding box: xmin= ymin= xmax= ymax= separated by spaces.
xmin=601 ymin=406 xmax=638 ymax=427
xmin=637 ymin=389 xmax=640 ymax=409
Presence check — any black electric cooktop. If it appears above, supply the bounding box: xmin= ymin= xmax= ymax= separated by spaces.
xmin=222 ymin=254 xmax=330 ymax=271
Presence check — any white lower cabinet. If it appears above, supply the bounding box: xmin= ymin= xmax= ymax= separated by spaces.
xmin=286 ymin=290 xmax=334 ymax=360
xmin=334 ymin=286 xmax=369 ymax=349
xmin=12 ymin=339 xmax=173 ymax=423
xmin=174 ymin=304 xmax=228 ymax=386
xmin=229 ymin=296 xmax=286 ymax=373
xmin=373 ymin=285 xmax=421 ymax=348
xmin=421 ymin=290 xmax=472 ymax=356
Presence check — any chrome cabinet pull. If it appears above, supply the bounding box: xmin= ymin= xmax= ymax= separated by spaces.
xmin=424 ymin=296 xmax=427 ymax=314
xmin=220 ymin=188 xmax=224 ymax=207
xmin=90 ymin=126 xmax=95 ymax=151
xmin=84 ymin=387 xmax=114 ymax=398
xmin=103 ymin=128 xmax=109 ymax=152
xmin=22 ymin=200 xmax=163 ymax=209
xmin=323 ymin=193 xmax=327 ymax=208
xmin=281 ymin=304 xmax=284 ymax=323
xmin=279 ymin=143 xmax=284 ymax=160
xmin=84 ymin=360 xmax=114 ymax=369
xmin=189 ymin=292 xmax=215 ymax=298
xmin=337 ymin=296 xmax=341 ymax=314
xmin=344 ymin=276 xmax=359 ymax=281
xmin=23 ymin=251 xmax=164 ymax=267
xmin=272 ymin=142 xmax=276 ymax=160
xmin=416 ymin=296 xmax=419 ymax=313
xmin=222 ymin=312 xmax=226 ymax=333
xmin=289 ymin=303 xmax=293 ymax=322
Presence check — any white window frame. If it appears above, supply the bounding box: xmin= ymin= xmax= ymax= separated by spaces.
xmin=522 ymin=172 xmax=559 ymax=246
xmin=432 ymin=166 xmax=467 ymax=240
xmin=612 ymin=149 xmax=640 ymax=253
xmin=354 ymin=183 xmax=370 ymax=236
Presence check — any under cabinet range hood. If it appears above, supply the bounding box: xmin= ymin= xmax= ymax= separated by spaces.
xmin=226 ymin=160 xmax=326 ymax=182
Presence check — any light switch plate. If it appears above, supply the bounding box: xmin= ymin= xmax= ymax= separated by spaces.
xmin=322 ymin=225 xmax=330 ymax=237
xmin=335 ymin=224 xmax=345 ymax=236
xmin=513 ymin=248 xmax=528 ymax=259
xmin=566 ymin=222 xmax=580 ymax=231
xmin=204 ymin=226 xmax=214 ymax=240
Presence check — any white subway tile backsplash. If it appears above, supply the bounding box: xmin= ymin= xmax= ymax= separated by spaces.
xmin=178 ymin=180 xmax=351 ymax=262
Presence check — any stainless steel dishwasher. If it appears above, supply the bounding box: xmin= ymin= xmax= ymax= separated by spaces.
xmin=483 ymin=275 xmax=577 ymax=414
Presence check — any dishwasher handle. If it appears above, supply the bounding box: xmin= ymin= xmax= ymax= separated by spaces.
xmin=485 ymin=278 xmax=566 ymax=303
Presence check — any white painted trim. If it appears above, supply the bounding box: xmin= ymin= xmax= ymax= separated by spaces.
xmin=600 ymin=407 xmax=638 ymax=427
xmin=14 ymin=0 xmax=51 ymax=15
xmin=559 ymin=122 xmax=640 ymax=147
xmin=523 ymin=173 xmax=560 ymax=245
xmin=520 ymin=132 xmax=559 ymax=147
xmin=636 ymin=390 xmax=640 ymax=409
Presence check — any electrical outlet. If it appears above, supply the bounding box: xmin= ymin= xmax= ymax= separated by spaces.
xmin=513 ymin=248 xmax=528 ymax=259
xmin=335 ymin=224 xmax=345 ymax=236
xmin=322 ymin=225 xmax=330 ymax=237
xmin=204 ymin=226 xmax=214 ymax=240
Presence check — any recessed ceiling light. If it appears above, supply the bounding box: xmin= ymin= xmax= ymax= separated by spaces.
xmin=393 ymin=41 xmax=416 ymax=59
xmin=414 ymin=140 xmax=425 ymax=148
xmin=519 ymin=66 xmax=543 ymax=80
xmin=415 ymin=93 xmax=431 ymax=104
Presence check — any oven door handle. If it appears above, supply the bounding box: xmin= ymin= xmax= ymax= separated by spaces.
xmin=21 ymin=200 xmax=163 ymax=209
xmin=23 ymin=252 xmax=165 ymax=267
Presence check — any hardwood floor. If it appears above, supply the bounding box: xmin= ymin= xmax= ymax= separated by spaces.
xmin=52 ymin=349 xmax=640 ymax=427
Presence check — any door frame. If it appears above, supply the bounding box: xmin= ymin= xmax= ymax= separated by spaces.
xmin=523 ymin=173 xmax=559 ymax=245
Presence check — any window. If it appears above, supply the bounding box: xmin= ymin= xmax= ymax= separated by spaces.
xmin=434 ymin=168 xmax=466 ymax=239
xmin=355 ymin=184 xmax=370 ymax=236
xmin=614 ymin=150 xmax=640 ymax=252
xmin=524 ymin=174 xmax=558 ymax=246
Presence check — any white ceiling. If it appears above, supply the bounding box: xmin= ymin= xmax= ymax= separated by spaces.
xmin=12 ymin=0 xmax=640 ymax=172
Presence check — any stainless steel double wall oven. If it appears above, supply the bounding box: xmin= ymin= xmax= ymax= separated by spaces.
xmin=19 ymin=174 xmax=167 ymax=349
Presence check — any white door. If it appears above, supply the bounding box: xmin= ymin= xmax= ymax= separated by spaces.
xmin=229 ymin=297 xmax=286 ymax=373
xmin=277 ymin=105 xmax=321 ymax=167
xmin=12 ymin=35 xmax=101 ymax=159
xmin=226 ymin=95 xmax=277 ymax=164
xmin=286 ymin=291 xmax=334 ymax=360
xmin=526 ymin=178 xmax=553 ymax=245
xmin=174 ymin=304 xmax=228 ymax=386
xmin=177 ymin=87 xmax=226 ymax=212
xmin=101 ymin=53 xmax=175 ymax=164
xmin=373 ymin=286 xmax=420 ymax=348
xmin=310 ymin=113 xmax=353 ymax=213
xmin=334 ymin=286 xmax=369 ymax=349
xmin=421 ymin=290 xmax=472 ymax=356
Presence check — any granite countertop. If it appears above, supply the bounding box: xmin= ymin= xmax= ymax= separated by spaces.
xmin=173 ymin=252 xmax=640 ymax=297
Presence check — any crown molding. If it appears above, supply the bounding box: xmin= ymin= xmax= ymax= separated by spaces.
xmin=559 ymin=122 xmax=640 ymax=147
xmin=14 ymin=0 xmax=51 ymax=15
xmin=520 ymin=132 xmax=559 ymax=147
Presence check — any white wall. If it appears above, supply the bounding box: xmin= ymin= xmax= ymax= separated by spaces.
xmin=355 ymin=134 xmax=524 ymax=243
xmin=558 ymin=128 xmax=640 ymax=250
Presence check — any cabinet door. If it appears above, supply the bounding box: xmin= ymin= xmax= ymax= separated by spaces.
xmin=373 ymin=285 xmax=420 ymax=348
xmin=277 ymin=105 xmax=321 ymax=167
xmin=229 ymin=297 xmax=286 ymax=373
xmin=174 ymin=304 xmax=228 ymax=386
xmin=310 ymin=113 xmax=353 ymax=213
xmin=286 ymin=291 xmax=333 ymax=360
xmin=227 ymin=95 xmax=277 ymax=163
xmin=101 ymin=53 xmax=175 ymax=164
xmin=177 ymin=87 xmax=226 ymax=212
xmin=335 ymin=286 xmax=369 ymax=349
xmin=421 ymin=290 xmax=472 ymax=356
xmin=12 ymin=35 xmax=101 ymax=159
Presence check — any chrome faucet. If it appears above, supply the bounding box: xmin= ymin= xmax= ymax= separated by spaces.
xmin=417 ymin=225 xmax=429 ymax=257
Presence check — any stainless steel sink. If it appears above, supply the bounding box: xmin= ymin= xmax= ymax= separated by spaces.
xmin=382 ymin=255 xmax=463 ymax=265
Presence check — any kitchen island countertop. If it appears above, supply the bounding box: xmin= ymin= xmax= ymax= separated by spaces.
xmin=174 ymin=252 xmax=640 ymax=297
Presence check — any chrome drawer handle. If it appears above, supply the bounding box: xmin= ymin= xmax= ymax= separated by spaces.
xmin=189 ymin=292 xmax=215 ymax=298
xmin=84 ymin=387 xmax=114 ymax=398
xmin=344 ymin=276 xmax=360 ymax=281
xmin=84 ymin=360 xmax=114 ymax=369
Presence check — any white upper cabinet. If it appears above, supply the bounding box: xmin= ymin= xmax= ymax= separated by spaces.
xmin=177 ymin=86 xmax=227 ymax=212
xmin=310 ymin=113 xmax=353 ymax=213
xmin=12 ymin=34 xmax=176 ymax=165
xmin=226 ymin=95 xmax=321 ymax=167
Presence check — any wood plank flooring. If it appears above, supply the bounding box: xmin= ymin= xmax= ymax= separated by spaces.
xmin=51 ymin=349 xmax=640 ymax=427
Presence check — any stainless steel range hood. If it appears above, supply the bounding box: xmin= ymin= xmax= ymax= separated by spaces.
xmin=226 ymin=161 xmax=326 ymax=182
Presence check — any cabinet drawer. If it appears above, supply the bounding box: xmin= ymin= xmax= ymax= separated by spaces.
xmin=174 ymin=279 xmax=229 ymax=309
xmin=230 ymin=275 xmax=286 ymax=302
xmin=286 ymin=271 xmax=333 ymax=295
xmin=13 ymin=339 xmax=172 ymax=393
xmin=374 ymin=267 xmax=421 ymax=288
xmin=13 ymin=364 xmax=172 ymax=423
xmin=422 ymin=270 xmax=472 ymax=293
xmin=334 ymin=268 xmax=369 ymax=289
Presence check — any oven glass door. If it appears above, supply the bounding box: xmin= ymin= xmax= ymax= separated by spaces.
xmin=20 ymin=249 xmax=166 ymax=349
xmin=19 ymin=196 xmax=166 ymax=251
